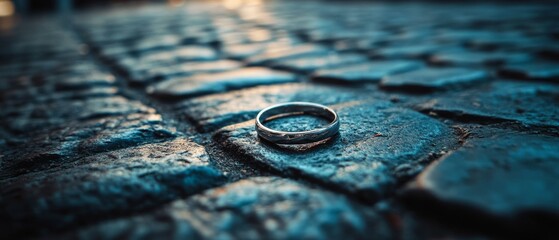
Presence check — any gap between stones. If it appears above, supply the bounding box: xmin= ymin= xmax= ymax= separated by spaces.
xmin=418 ymin=108 xmax=559 ymax=137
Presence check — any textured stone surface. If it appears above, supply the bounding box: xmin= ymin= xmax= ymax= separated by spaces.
xmin=498 ymin=62 xmax=559 ymax=82
xmin=417 ymin=81 xmax=559 ymax=128
xmin=462 ymin=34 xmax=535 ymax=51
xmin=1 ymin=86 xmax=119 ymax=106
xmin=223 ymin=42 xmax=269 ymax=59
xmin=177 ymin=83 xmax=380 ymax=132
xmin=138 ymin=46 xmax=218 ymax=63
xmin=271 ymin=53 xmax=368 ymax=73
xmin=0 ymin=96 xmax=155 ymax=133
xmin=403 ymin=129 xmax=559 ymax=236
xmin=430 ymin=51 xmax=531 ymax=66
xmin=0 ymin=138 xmax=226 ymax=238
xmin=147 ymin=67 xmax=297 ymax=99
xmin=113 ymin=45 xmax=220 ymax=85
xmin=247 ymin=44 xmax=329 ymax=65
xmin=172 ymin=46 xmax=219 ymax=61
xmin=0 ymin=113 xmax=177 ymax=179
xmin=2 ymin=1 xmax=559 ymax=239
xmin=131 ymin=59 xmax=243 ymax=85
xmin=215 ymin=101 xmax=455 ymax=200
xmin=131 ymin=35 xmax=181 ymax=52
xmin=61 ymin=177 xmax=391 ymax=240
xmin=434 ymin=30 xmax=521 ymax=45
xmin=312 ymin=60 xmax=423 ymax=83
xmin=380 ymin=68 xmax=488 ymax=92
xmin=223 ymin=41 xmax=299 ymax=59
xmin=0 ymin=64 xmax=117 ymax=106
xmin=370 ymin=43 xmax=444 ymax=59
xmin=54 ymin=72 xmax=116 ymax=90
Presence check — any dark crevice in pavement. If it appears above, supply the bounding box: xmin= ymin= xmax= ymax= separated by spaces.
xmin=396 ymin=124 xmax=559 ymax=239
xmin=389 ymin=124 xmax=471 ymax=192
xmin=418 ymin=109 xmax=559 ymax=137
xmin=398 ymin=190 xmax=559 ymax=240
xmin=379 ymin=81 xmax=493 ymax=94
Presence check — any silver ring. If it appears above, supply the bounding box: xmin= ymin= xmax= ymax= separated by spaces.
xmin=255 ymin=102 xmax=340 ymax=144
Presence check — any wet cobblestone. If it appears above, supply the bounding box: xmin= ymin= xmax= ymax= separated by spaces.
xmin=60 ymin=177 xmax=391 ymax=240
xmin=215 ymin=101 xmax=456 ymax=201
xmin=1 ymin=1 xmax=559 ymax=239
xmin=402 ymin=128 xmax=559 ymax=238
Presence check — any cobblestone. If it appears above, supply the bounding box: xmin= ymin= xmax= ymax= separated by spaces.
xmin=139 ymin=46 xmax=218 ymax=63
xmin=498 ymin=61 xmax=559 ymax=82
xmin=402 ymin=128 xmax=559 ymax=238
xmin=271 ymin=53 xmax=369 ymax=73
xmin=1 ymin=96 xmax=155 ymax=133
xmin=370 ymin=43 xmax=448 ymax=59
xmin=380 ymin=68 xmax=488 ymax=92
xmin=430 ymin=50 xmax=531 ymax=66
xmin=0 ymin=113 xmax=177 ymax=179
xmin=247 ymin=44 xmax=329 ymax=65
xmin=215 ymin=101 xmax=456 ymax=200
xmin=61 ymin=177 xmax=391 ymax=240
xmin=1 ymin=138 xmax=225 ymax=237
xmin=312 ymin=60 xmax=423 ymax=83
xmin=177 ymin=83 xmax=381 ymax=132
xmin=1 ymin=85 xmax=119 ymax=106
xmin=223 ymin=41 xmax=297 ymax=59
xmin=54 ymin=72 xmax=116 ymax=90
xmin=416 ymin=81 xmax=559 ymax=129
xmin=131 ymin=59 xmax=243 ymax=85
xmin=131 ymin=35 xmax=182 ymax=53
xmin=147 ymin=67 xmax=298 ymax=99
xmin=1 ymin=1 xmax=559 ymax=239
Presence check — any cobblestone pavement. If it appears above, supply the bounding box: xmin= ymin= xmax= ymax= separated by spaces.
xmin=1 ymin=1 xmax=559 ymax=239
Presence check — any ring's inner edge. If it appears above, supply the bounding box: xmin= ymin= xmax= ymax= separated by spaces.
xmin=260 ymin=105 xmax=335 ymax=124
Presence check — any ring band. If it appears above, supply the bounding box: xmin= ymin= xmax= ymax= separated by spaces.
xmin=255 ymin=102 xmax=340 ymax=144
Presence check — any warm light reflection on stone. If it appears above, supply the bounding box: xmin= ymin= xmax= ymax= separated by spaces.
xmin=246 ymin=0 xmax=262 ymax=6
xmin=223 ymin=0 xmax=262 ymax=10
xmin=239 ymin=5 xmax=262 ymax=21
xmin=167 ymin=0 xmax=185 ymax=7
xmin=222 ymin=0 xmax=274 ymax=24
xmin=223 ymin=0 xmax=243 ymax=10
xmin=0 ymin=0 xmax=15 ymax=17
xmin=247 ymin=28 xmax=271 ymax=42
xmin=0 ymin=13 xmax=15 ymax=31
